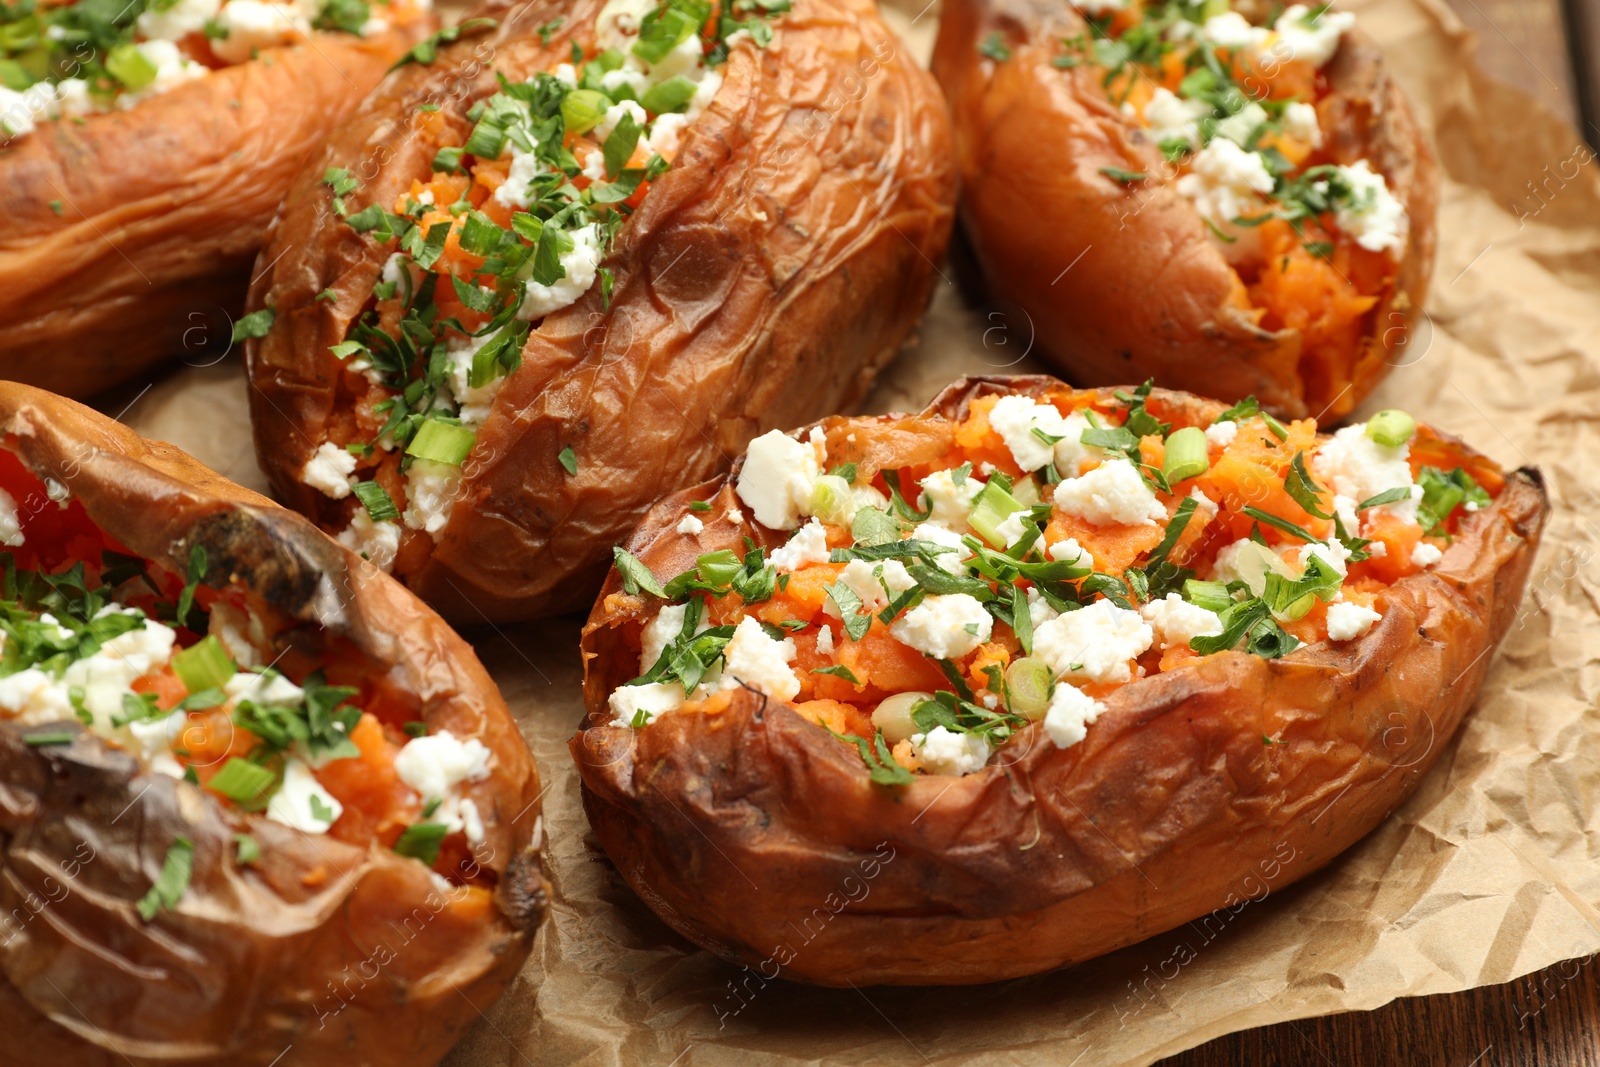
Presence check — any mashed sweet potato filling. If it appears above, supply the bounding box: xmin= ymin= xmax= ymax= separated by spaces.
xmin=298 ymin=0 xmax=787 ymax=577
xmin=0 ymin=450 xmax=494 ymax=884
xmin=606 ymin=385 xmax=1501 ymax=780
xmin=1062 ymin=0 xmax=1407 ymax=412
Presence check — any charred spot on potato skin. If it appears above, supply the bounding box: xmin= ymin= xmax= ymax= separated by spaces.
xmin=185 ymin=507 xmax=346 ymax=622
xmin=498 ymin=845 xmax=551 ymax=932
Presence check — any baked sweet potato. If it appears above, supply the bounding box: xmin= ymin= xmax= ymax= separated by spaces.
xmin=244 ymin=0 xmax=955 ymax=623
xmin=932 ymin=1 xmax=1439 ymax=421
xmin=0 ymin=0 xmax=435 ymax=399
xmin=572 ymin=374 xmax=1544 ymax=985
xmin=0 ymin=383 xmax=548 ymax=1065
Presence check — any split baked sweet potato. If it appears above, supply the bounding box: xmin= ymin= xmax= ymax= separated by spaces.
xmin=572 ymin=374 xmax=1544 ymax=985
xmin=244 ymin=0 xmax=955 ymax=623
xmin=0 ymin=0 xmax=434 ymax=398
xmin=0 ymin=383 xmax=548 ymax=1065
xmin=932 ymin=0 xmax=1439 ymax=420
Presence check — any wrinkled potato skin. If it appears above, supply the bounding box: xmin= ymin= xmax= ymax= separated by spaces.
xmin=0 ymin=26 xmax=433 ymax=400
xmin=571 ymin=375 xmax=1545 ymax=986
xmin=0 ymin=384 xmax=549 ymax=1066
xmin=931 ymin=0 xmax=1439 ymax=421
xmin=246 ymin=0 xmax=956 ymax=623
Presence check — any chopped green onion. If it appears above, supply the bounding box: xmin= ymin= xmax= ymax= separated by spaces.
xmin=394 ymin=821 xmax=449 ymax=866
xmin=808 ymin=474 xmax=853 ymax=525
xmin=1183 ymin=579 xmax=1234 ymax=614
xmin=406 ymin=419 xmax=476 ymax=465
xmin=206 ymin=758 xmax=278 ymax=808
xmin=231 ymin=307 xmax=275 ymax=343
xmin=1005 ymin=657 xmax=1053 ymax=720
xmin=1365 ymin=409 xmax=1416 ymax=448
xmin=351 ymin=481 xmax=399 ymax=522
xmin=233 ymin=833 xmax=260 ymax=865
xmin=978 ymin=32 xmax=1011 ymax=61
xmin=560 ymin=88 xmax=611 ymax=135
xmin=558 ymin=445 xmax=578 ymax=475
xmin=1161 ymin=426 xmax=1209 ymax=484
xmin=24 ymin=731 xmax=75 ymax=747
xmin=137 ymin=837 xmax=194 ymax=921
xmin=968 ymin=480 xmax=1026 ymax=548
xmin=641 ymin=75 xmax=697 ymax=113
xmin=172 ymin=635 xmax=236 ymax=694
xmin=613 ymin=546 xmax=667 ymax=597
xmin=105 ymin=43 xmax=157 ymax=91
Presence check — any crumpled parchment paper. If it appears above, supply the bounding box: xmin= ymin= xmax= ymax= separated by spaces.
xmin=118 ymin=0 xmax=1600 ymax=1062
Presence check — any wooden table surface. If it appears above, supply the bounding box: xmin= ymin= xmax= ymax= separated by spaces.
xmin=1160 ymin=2 xmax=1598 ymax=1063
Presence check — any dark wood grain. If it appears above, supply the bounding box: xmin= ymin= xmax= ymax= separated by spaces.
xmin=1159 ymin=955 xmax=1600 ymax=1066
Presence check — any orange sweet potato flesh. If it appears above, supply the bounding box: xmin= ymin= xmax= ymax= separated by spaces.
xmin=930 ymin=0 xmax=1439 ymax=421
xmin=0 ymin=383 xmax=548 ymax=1065
xmin=571 ymin=375 xmax=1546 ymax=986
xmin=0 ymin=24 xmax=433 ymax=399
xmin=245 ymin=0 xmax=957 ymax=623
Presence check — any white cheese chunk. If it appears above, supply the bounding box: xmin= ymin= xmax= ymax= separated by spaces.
xmin=1274 ymin=4 xmax=1356 ymax=68
xmin=987 ymin=395 xmax=1073 ymax=473
xmin=608 ymin=680 xmax=688 ymax=727
xmin=1042 ymin=682 xmax=1108 ymax=749
xmin=338 ymin=511 xmax=401 ymax=572
xmin=267 ymin=757 xmax=343 ymax=835
xmin=719 ymin=616 xmax=799 ymax=701
xmin=301 ymin=441 xmax=356 ymax=500
xmin=1323 ymin=160 xmax=1408 ymax=254
xmin=770 ymin=518 xmax=831 ymax=571
xmin=736 ymin=429 xmax=820 ymax=531
xmin=516 ymin=223 xmax=602 ymax=321
xmin=1326 ymin=600 xmax=1382 ymax=641
xmin=911 ymin=725 xmax=991 ymax=776
xmin=1310 ymin=423 xmax=1421 ymax=525
xmin=0 ymin=487 xmax=24 ymax=546
xmin=919 ymin=468 xmax=984 ymax=530
xmin=1141 ymin=593 xmax=1224 ymax=649
xmin=1054 ymin=458 xmax=1167 ymax=527
xmin=1033 ymin=598 xmax=1153 ymax=684
xmin=890 ymin=593 xmax=992 ymax=660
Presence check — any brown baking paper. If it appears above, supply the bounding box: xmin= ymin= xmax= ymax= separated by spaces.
xmin=115 ymin=0 xmax=1600 ymax=1061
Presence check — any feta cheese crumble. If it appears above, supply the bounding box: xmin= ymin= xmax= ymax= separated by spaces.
xmin=1033 ymin=598 xmax=1154 ymax=684
xmin=1323 ymin=161 xmax=1408 ymax=253
xmin=770 ymin=518 xmax=831 ymax=571
xmin=889 ymin=594 xmax=993 ymax=660
xmin=1141 ymin=593 xmax=1224 ymax=649
xmin=736 ymin=429 xmax=821 ymax=531
xmin=920 ymin=468 xmax=985 ymax=528
xmin=1273 ymin=4 xmax=1356 ymax=69
xmin=337 ymin=510 xmax=401 ymax=571
xmin=719 ymin=616 xmax=799 ymax=701
xmin=1042 ymin=682 xmax=1107 ymax=749
xmin=0 ymin=488 xmax=24 ymax=547
xmin=911 ymin=725 xmax=992 ymax=776
xmin=1054 ymin=458 xmax=1167 ymax=526
xmin=1325 ymin=600 xmax=1382 ymax=641
xmin=987 ymin=395 xmax=1073 ymax=472
xmin=1176 ymin=139 xmax=1274 ymax=254
xmin=1311 ymin=422 xmax=1421 ymax=525
xmin=1411 ymin=542 xmax=1443 ymax=568
xmin=1143 ymin=87 xmax=1209 ymax=149
xmin=1205 ymin=420 xmax=1239 ymax=448
xmin=301 ymin=441 xmax=357 ymax=500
